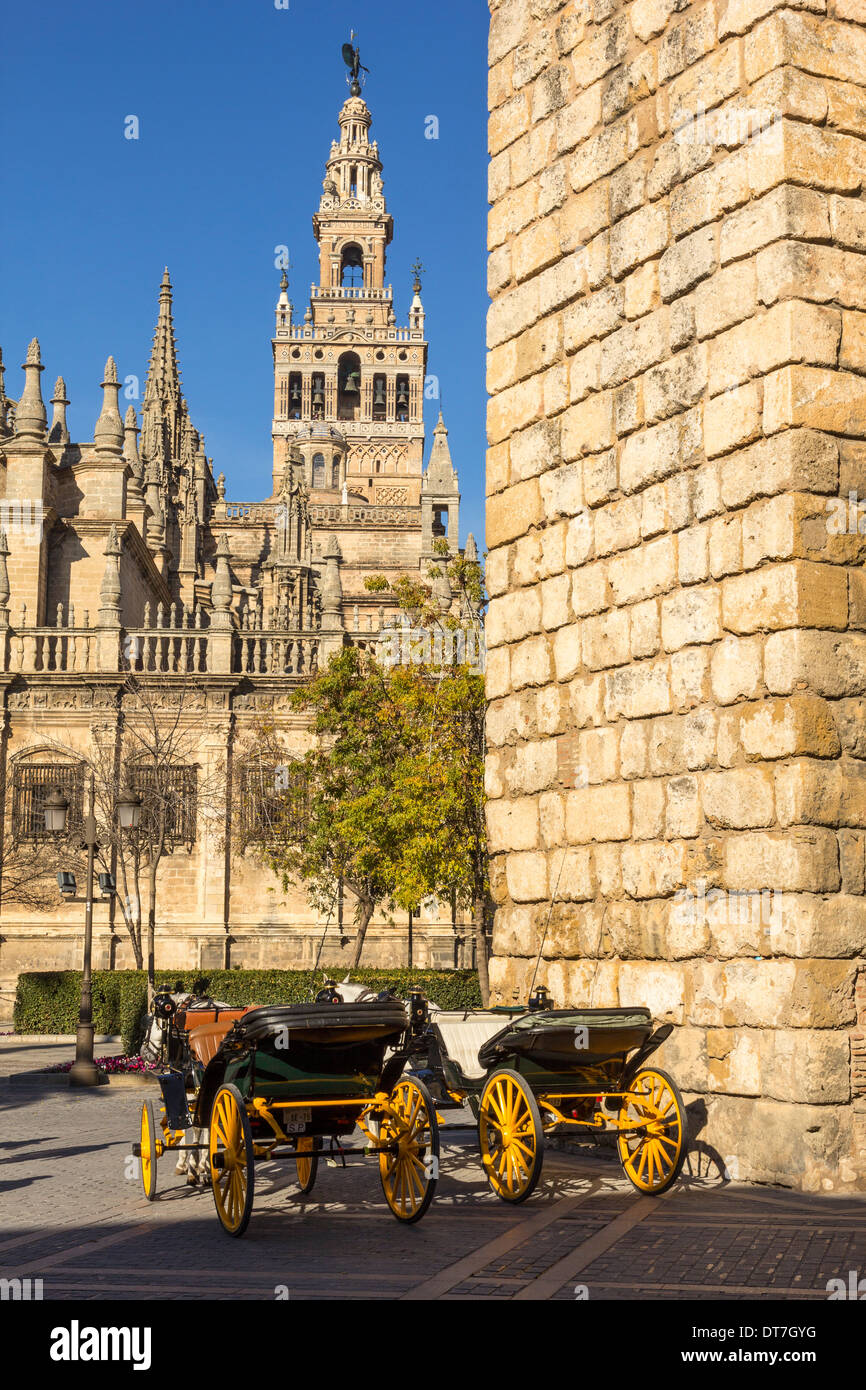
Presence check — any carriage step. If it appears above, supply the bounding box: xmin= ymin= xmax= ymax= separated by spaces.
xmin=131 ymin=1144 xmax=142 ymax=1158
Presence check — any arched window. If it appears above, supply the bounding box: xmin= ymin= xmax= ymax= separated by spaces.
xmin=312 ymin=453 xmax=325 ymax=488
xmin=340 ymin=244 xmax=364 ymax=288
xmin=12 ymin=757 xmax=84 ymax=841
xmin=332 ymin=459 xmax=340 ymax=489
xmin=337 ymin=352 xmax=362 ymax=421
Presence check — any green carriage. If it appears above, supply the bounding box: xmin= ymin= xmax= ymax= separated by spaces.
xmin=135 ymin=991 xmax=439 ymax=1235
xmin=412 ymin=987 xmax=687 ymax=1202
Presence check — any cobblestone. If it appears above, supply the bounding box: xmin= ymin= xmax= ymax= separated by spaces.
xmin=1 ymin=1041 xmax=864 ymax=1300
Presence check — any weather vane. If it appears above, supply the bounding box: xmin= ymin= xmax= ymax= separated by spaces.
xmin=341 ymin=31 xmax=369 ymax=96
xmin=412 ymin=259 xmax=425 ymax=293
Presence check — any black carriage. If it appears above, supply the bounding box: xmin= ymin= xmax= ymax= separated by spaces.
xmin=407 ymin=986 xmax=686 ymax=1201
xmin=134 ymin=988 xmax=439 ymax=1234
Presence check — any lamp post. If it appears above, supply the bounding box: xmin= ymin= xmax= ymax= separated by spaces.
xmin=45 ymin=779 xmax=142 ymax=1087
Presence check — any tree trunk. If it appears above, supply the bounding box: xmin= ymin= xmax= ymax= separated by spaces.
xmin=350 ymin=897 xmax=375 ymax=969
xmin=117 ymin=856 xmax=143 ymax=969
xmin=474 ymin=893 xmax=490 ymax=1006
xmin=128 ymin=920 xmax=143 ymax=971
xmin=146 ymin=863 xmax=157 ymax=1007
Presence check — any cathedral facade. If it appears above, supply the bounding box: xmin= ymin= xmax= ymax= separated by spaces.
xmin=0 ymin=79 xmax=471 ymax=1018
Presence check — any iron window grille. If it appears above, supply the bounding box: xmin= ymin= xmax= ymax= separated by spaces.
xmin=238 ymin=760 xmax=308 ymax=846
xmin=11 ymin=762 xmax=85 ymax=842
xmin=127 ymin=763 xmax=198 ymax=850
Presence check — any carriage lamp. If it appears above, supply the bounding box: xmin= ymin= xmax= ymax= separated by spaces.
xmin=98 ymin=872 xmax=116 ymax=899
xmin=43 ymin=786 xmax=70 ymax=834
xmin=57 ymin=871 xmax=77 ymax=899
xmin=528 ymin=984 xmax=554 ymax=1011
xmin=116 ymin=786 xmax=142 ymax=830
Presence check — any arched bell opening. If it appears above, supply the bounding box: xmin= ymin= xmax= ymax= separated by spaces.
xmin=288 ymin=373 xmax=302 ymax=421
xmin=395 ymin=374 xmax=410 ymax=423
xmin=372 ymin=373 xmax=387 ymax=421
xmin=340 ymin=243 xmax=364 ymax=288
xmin=338 ymin=351 xmax=362 ymax=421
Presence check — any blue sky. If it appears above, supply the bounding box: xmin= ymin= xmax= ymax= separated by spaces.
xmin=0 ymin=0 xmax=489 ymax=547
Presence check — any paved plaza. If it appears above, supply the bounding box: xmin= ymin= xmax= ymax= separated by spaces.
xmin=1 ymin=1039 xmax=864 ymax=1302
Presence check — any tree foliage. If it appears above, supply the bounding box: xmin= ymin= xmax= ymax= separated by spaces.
xmin=266 ymin=540 xmax=491 ymax=996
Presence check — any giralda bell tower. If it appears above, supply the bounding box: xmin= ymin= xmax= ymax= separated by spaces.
xmin=271 ymin=43 xmax=430 ymax=511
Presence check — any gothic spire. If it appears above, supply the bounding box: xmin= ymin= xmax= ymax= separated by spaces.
xmin=0 ymin=347 xmax=8 ymax=436
xmin=426 ymin=410 xmax=456 ymax=485
xmin=94 ymin=357 xmax=124 ymax=456
xmin=14 ymin=338 xmax=47 ymax=440
xmin=49 ymin=376 xmax=70 ymax=444
xmin=144 ymin=268 xmax=182 ymax=413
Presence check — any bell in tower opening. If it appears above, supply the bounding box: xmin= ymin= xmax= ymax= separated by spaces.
xmin=338 ymin=351 xmax=361 ymax=421
xmin=340 ymin=243 xmax=364 ymax=287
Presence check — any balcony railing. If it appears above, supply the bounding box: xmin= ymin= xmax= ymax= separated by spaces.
xmin=5 ymin=601 xmax=326 ymax=680
xmin=310 ymin=285 xmax=393 ymax=300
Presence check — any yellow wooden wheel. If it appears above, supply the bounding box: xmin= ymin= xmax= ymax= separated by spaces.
xmin=294 ymin=1136 xmax=319 ymax=1195
xmin=618 ymin=1067 xmax=686 ymax=1195
xmin=478 ymin=1068 xmax=544 ymax=1203
xmin=378 ymin=1077 xmax=439 ymax=1223
xmin=209 ymin=1083 xmax=255 ymax=1236
xmin=139 ymin=1099 xmax=160 ymax=1201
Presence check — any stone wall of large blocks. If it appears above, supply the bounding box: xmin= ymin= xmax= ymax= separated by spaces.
xmin=485 ymin=0 xmax=866 ymax=1189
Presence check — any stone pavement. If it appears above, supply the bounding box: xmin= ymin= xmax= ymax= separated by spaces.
xmin=1 ymin=1039 xmax=864 ymax=1301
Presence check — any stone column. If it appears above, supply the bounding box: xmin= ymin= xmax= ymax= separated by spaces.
xmin=97 ymin=525 xmax=122 ymax=671
xmin=209 ymin=533 xmax=235 ymax=673
xmin=485 ymin=0 xmax=866 ymax=1192
xmin=318 ymin=533 xmax=345 ymax=662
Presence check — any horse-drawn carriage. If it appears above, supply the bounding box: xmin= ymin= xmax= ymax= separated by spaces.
xmin=134 ymin=987 xmax=439 ymax=1235
xmin=134 ymin=978 xmax=686 ymax=1231
xmin=406 ymin=985 xmax=686 ymax=1201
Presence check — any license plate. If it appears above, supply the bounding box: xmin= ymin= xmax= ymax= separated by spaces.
xmin=284 ymin=1109 xmax=311 ymax=1133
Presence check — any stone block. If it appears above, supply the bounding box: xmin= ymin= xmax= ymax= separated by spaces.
xmin=739 ymin=695 xmax=841 ymax=760
xmin=565 ymin=783 xmax=632 ymax=843
xmin=764 ymin=366 xmax=866 ymax=438
xmin=632 ymin=778 xmax=666 ymax=839
xmin=718 ymin=430 xmax=839 ymax=509
xmin=722 ymin=561 xmax=848 ymax=634
xmin=608 ymin=535 xmax=677 ymax=606
xmin=661 ymin=586 xmax=722 ymax=650
xmin=701 ymin=767 xmax=775 ymax=829
xmin=723 ymin=828 xmax=841 ymax=892
xmin=487 ymin=797 xmax=540 ymax=853
xmin=605 ymin=661 xmax=672 ymax=719
xmin=720 ymin=184 xmax=830 ymax=265
xmin=505 ymin=850 xmax=550 ymax=903
xmin=764 ymin=629 xmax=866 ymax=697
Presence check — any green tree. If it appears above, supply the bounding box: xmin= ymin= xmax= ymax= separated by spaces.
xmin=366 ymin=539 xmax=490 ymax=1003
xmin=266 ymin=647 xmax=416 ymax=968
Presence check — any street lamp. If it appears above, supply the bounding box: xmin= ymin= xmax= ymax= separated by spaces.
xmin=43 ymin=786 xmax=69 ymax=834
xmin=45 ymin=777 xmax=141 ymax=1088
xmin=116 ymin=786 xmax=142 ymax=831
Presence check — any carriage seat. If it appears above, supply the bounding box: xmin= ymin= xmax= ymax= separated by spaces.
xmin=186 ymin=1011 xmax=248 ymax=1067
xmin=432 ymin=1012 xmax=514 ymax=1082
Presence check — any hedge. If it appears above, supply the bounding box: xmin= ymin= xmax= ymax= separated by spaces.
xmin=14 ymin=967 xmax=482 ymax=1056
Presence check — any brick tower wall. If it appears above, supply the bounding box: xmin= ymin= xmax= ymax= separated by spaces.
xmin=485 ymin=0 xmax=866 ymax=1190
